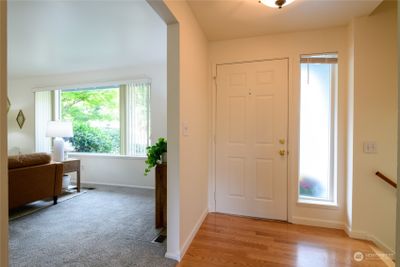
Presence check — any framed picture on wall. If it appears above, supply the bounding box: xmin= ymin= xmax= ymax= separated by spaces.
xmin=16 ymin=110 xmax=25 ymax=129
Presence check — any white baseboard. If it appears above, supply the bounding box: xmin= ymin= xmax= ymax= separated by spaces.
xmin=369 ymin=235 xmax=395 ymax=258
xmin=177 ymin=209 xmax=208 ymax=261
xmin=295 ymin=220 xmax=395 ymax=259
xmin=343 ymin=223 xmax=352 ymax=237
xmin=165 ymin=252 xmax=181 ymax=261
xmin=344 ymin=225 xmax=395 ymax=259
xmin=291 ymin=216 xmax=345 ymax=229
xmin=345 ymin=225 xmax=368 ymax=240
xmin=81 ymin=181 xmax=155 ymax=190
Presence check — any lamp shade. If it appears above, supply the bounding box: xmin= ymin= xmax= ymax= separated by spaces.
xmin=46 ymin=121 xmax=74 ymax=138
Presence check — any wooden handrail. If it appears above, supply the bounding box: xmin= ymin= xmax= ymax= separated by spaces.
xmin=375 ymin=171 xmax=397 ymax=188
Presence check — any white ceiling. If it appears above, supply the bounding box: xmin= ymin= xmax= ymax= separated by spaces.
xmin=8 ymin=0 xmax=166 ymax=78
xmin=187 ymin=0 xmax=383 ymax=41
xmin=9 ymin=0 xmax=384 ymax=78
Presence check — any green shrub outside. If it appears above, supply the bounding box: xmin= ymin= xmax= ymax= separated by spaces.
xmin=69 ymin=123 xmax=120 ymax=154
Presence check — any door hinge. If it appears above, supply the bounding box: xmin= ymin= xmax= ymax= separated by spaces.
xmin=214 ymin=191 xmax=216 ymax=201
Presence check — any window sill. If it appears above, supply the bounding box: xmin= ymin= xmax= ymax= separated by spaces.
xmin=297 ymin=199 xmax=339 ymax=210
xmin=68 ymin=152 xmax=146 ymax=160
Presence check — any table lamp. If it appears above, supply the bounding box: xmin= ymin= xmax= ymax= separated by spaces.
xmin=46 ymin=121 xmax=74 ymax=162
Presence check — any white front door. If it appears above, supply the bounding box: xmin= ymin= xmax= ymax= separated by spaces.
xmin=216 ymin=59 xmax=288 ymax=220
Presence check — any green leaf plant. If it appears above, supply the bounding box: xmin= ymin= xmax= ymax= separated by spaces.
xmin=144 ymin=138 xmax=167 ymax=176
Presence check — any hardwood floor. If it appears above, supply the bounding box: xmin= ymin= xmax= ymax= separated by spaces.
xmin=178 ymin=213 xmax=389 ymax=267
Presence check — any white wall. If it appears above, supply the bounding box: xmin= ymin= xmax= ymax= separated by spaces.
xmin=348 ymin=1 xmax=397 ymax=254
xmin=346 ymin=20 xmax=355 ymax=235
xmin=0 ymin=2 xmax=8 ymax=266
xmin=165 ymin=22 xmax=181 ymax=260
xmin=69 ymin=154 xmax=155 ymax=188
xmin=163 ymin=0 xmax=210 ymax=260
xmin=209 ymin=26 xmax=349 ymax=228
xmin=7 ymin=64 xmax=166 ymax=188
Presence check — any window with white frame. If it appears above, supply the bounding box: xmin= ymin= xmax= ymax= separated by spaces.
xmin=298 ymin=53 xmax=338 ymax=204
xmin=35 ymin=80 xmax=151 ymax=157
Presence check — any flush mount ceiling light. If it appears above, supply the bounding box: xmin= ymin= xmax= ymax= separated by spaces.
xmin=259 ymin=0 xmax=295 ymax=9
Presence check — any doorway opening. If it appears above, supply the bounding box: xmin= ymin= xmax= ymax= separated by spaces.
xmin=5 ymin=0 xmax=179 ymax=266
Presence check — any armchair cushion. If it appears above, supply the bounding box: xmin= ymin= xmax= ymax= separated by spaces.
xmin=8 ymin=153 xmax=52 ymax=169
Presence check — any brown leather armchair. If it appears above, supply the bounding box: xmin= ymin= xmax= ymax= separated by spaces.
xmin=8 ymin=153 xmax=64 ymax=209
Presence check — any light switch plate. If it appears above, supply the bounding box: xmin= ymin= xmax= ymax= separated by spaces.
xmin=182 ymin=121 xmax=189 ymax=137
xmin=363 ymin=142 xmax=377 ymax=154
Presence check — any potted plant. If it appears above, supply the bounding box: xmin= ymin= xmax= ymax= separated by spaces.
xmin=144 ymin=138 xmax=167 ymax=176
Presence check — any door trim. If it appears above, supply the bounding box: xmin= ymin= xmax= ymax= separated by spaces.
xmin=211 ymin=58 xmax=290 ymax=221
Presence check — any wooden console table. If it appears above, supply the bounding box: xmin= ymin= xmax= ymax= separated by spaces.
xmin=62 ymin=158 xmax=81 ymax=192
xmin=155 ymin=163 xmax=167 ymax=228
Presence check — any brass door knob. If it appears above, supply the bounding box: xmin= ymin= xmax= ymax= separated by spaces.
xmin=279 ymin=150 xmax=286 ymax=156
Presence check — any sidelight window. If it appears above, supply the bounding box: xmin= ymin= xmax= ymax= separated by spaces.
xmin=298 ymin=53 xmax=338 ymax=204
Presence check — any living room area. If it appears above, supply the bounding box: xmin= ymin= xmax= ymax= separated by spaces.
xmin=6 ymin=1 xmax=173 ymax=266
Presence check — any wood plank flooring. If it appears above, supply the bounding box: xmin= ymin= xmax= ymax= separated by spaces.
xmin=178 ymin=213 xmax=389 ymax=267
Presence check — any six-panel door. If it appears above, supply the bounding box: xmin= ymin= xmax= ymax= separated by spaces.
xmin=216 ymin=59 xmax=288 ymax=220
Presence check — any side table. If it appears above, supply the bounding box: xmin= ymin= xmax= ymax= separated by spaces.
xmin=62 ymin=158 xmax=81 ymax=192
xmin=155 ymin=163 xmax=167 ymax=228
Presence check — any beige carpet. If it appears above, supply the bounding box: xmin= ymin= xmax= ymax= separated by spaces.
xmin=9 ymin=185 xmax=175 ymax=267
xmin=9 ymin=188 xmax=87 ymax=221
